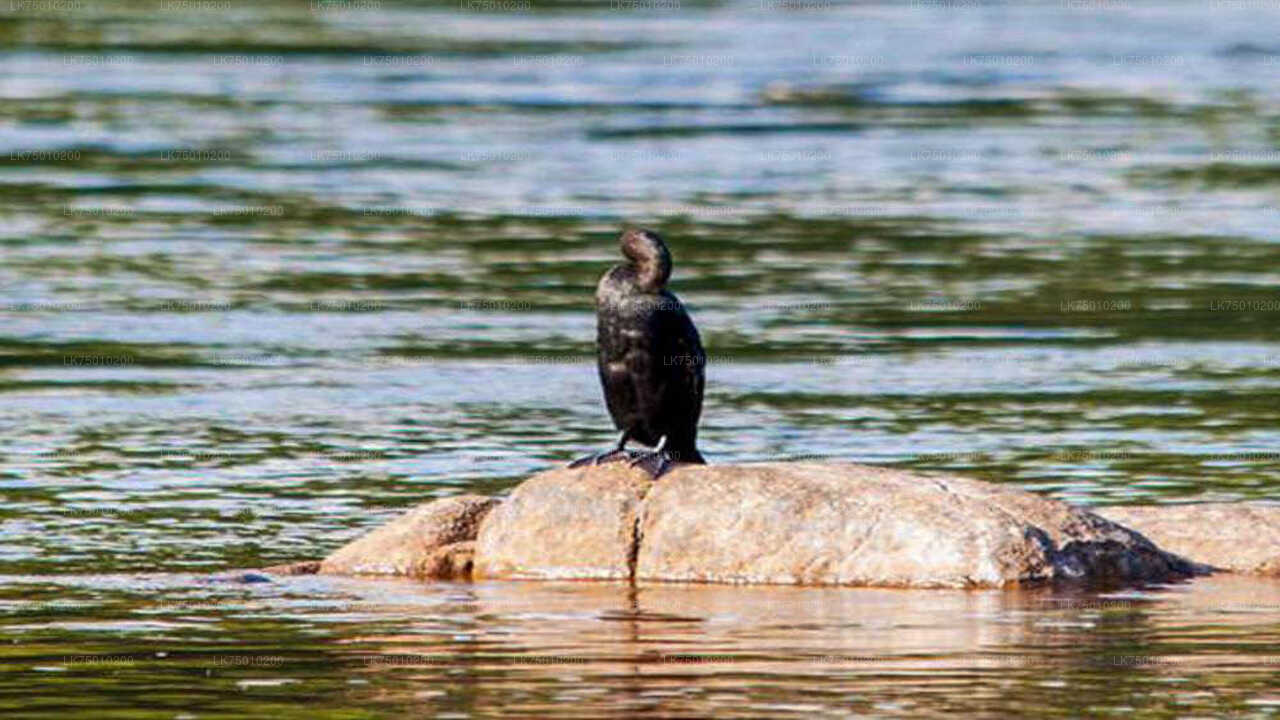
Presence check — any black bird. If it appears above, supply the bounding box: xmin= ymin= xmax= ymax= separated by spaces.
xmin=569 ymin=228 xmax=706 ymax=479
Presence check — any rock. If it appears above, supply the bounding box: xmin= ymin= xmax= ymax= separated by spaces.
xmin=473 ymin=465 xmax=651 ymax=581
xmin=1098 ymin=502 xmax=1280 ymax=577
xmin=319 ymin=495 xmax=498 ymax=578
xmin=420 ymin=541 xmax=477 ymax=581
xmin=474 ymin=462 xmax=1199 ymax=589
xmin=632 ymin=463 xmax=1193 ymax=588
xmin=260 ymin=560 xmax=321 ymax=576
xmin=203 ymin=570 xmax=279 ymax=584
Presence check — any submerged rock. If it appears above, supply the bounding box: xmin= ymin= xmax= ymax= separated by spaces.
xmin=1098 ymin=502 xmax=1280 ymax=577
xmin=204 ymin=570 xmax=280 ymax=584
xmin=474 ymin=462 xmax=1199 ymax=589
xmin=260 ymin=560 xmax=321 ymax=576
xmin=319 ymin=495 xmax=498 ymax=578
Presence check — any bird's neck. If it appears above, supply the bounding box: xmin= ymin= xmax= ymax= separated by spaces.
xmin=631 ymin=254 xmax=671 ymax=293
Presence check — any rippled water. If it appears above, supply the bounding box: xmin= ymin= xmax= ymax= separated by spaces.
xmin=3 ymin=0 xmax=1280 ymax=716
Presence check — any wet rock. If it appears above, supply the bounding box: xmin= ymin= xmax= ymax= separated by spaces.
xmin=1098 ymin=502 xmax=1280 ymax=577
xmin=473 ymin=462 xmax=1198 ymax=589
xmin=319 ymin=495 xmax=499 ymax=578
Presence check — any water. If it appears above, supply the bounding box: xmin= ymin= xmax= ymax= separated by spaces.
xmin=2 ymin=0 xmax=1279 ymax=716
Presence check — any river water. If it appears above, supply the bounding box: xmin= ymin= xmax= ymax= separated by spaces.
xmin=2 ymin=0 xmax=1279 ymax=717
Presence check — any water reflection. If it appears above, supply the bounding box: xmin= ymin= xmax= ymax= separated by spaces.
xmin=8 ymin=573 xmax=1278 ymax=717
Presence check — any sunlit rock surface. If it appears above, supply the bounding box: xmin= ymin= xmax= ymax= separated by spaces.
xmin=318 ymin=495 xmax=498 ymax=578
xmin=300 ymin=465 xmax=1280 ymax=588
xmin=474 ymin=463 xmax=1198 ymax=588
xmin=474 ymin=468 xmax=651 ymax=581
xmin=1099 ymin=502 xmax=1280 ymax=577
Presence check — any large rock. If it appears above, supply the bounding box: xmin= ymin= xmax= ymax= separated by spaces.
xmin=474 ymin=467 xmax=650 ymax=581
xmin=474 ymin=462 xmax=1199 ymax=588
xmin=1098 ymin=502 xmax=1280 ymax=577
xmin=319 ymin=494 xmax=498 ymax=578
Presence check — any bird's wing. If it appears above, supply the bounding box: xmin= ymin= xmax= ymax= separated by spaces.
xmin=653 ymin=292 xmax=705 ymax=427
xmin=596 ymin=301 xmax=642 ymax=432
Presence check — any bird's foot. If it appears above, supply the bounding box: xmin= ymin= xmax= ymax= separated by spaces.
xmin=568 ymin=448 xmax=636 ymax=468
xmin=628 ymin=450 xmax=676 ymax=479
xmin=627 ymin=436 xmax=677 ymax=480
xmin=568 ymin=430 xmax=634 ymax=469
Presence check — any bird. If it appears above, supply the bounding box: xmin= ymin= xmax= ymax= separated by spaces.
xmin=569 ymin=228 xmax=706 ymax=479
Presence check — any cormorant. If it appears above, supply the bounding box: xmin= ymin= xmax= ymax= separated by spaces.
xmin=569 ymin=228 xmax=706 ymax=479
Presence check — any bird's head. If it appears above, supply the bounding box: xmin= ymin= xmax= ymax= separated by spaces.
xmin=619 ymin=227 xmax=672 ymax=291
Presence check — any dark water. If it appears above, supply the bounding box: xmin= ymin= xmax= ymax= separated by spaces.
xmin=2 ymin=0 xmax=1280 ymax=716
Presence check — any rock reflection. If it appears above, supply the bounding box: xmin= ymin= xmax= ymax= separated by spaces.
xmin=335 ymin=576 xmax=1280 ymax=716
